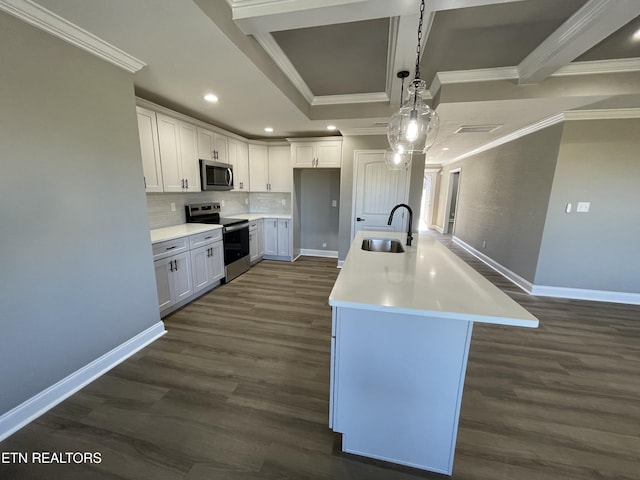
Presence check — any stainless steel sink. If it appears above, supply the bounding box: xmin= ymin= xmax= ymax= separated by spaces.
xmin=361 ymin=238 xmax=405 ymax=253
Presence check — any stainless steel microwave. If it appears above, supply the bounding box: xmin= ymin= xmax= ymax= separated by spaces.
xmin=200 ymin=160 xmax=233 ymax=191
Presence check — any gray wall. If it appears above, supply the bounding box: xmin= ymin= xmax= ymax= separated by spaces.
xmin=436 ymin=124 xmax=564 ymax=283
xmin=300 ymin=169 xmax=340 ymax=252
xmin=338 ymin=135 xmax=425 ymax=260
xmin=535 ymin=119 xmax=640 ymax=292
xmin=0 ymin=13 xmax=161 ymax=414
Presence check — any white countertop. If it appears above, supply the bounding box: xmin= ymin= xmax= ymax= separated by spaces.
xmin=329 ymin=231 xmax=539 ymax=328
xmin=150 ymin=224 xmax=222 ymax=244
xmin=233 ymin=213 xmax=292 ymax=221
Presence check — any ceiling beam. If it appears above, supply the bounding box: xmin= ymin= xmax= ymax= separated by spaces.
xmin=517 ymin=0 xmax=640 ymax=85
xmin=231 ymin=0 xmax=525 ymax=34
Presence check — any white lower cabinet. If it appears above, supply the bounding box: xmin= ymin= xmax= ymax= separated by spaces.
xmin=191 ymin=242 xmax=224 ymax=293
xmin=154 ymin=252 xmax=193 ymax=314
xmin=152 ymin=227 xmax=224 ymax=316
xmin=263 ymin=218 xmax=291 ymax=260
xmin=249 ymin=219 xmax=263 ymax=264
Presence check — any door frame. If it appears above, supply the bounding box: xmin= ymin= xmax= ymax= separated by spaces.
xmin=443 ymin=168 xmax=462 ymax=235
xmin=351 ymin=149 xmax=410 ymax=242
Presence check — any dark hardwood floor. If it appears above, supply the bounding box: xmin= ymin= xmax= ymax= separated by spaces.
xmin=2 ymin=239 xmax=639 ymax=479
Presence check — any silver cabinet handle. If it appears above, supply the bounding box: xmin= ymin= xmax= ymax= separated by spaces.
xmin=181 ymin=179 xmax=185 ymax=188
xmin=185 ymin=179 xmax=189 ymax=189
xmin=166 ymin=245 xmax=177 ymax=251
xmin=169 ymin=260 xmax=174 ymax=272
xmin=143 ymin=176 xmax=147 ymax=188
xmin=173 ymin=259 xmax=178 ymax=271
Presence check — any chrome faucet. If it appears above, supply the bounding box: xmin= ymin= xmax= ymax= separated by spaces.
xmin=387 ymin=204 xmax=413 ymax=246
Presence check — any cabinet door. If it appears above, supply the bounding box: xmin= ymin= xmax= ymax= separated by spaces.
xmin=292 ymin=143 xmax=314 ymax=168
xmin=136 ymin=107 xmax=163 ymax=192
xmin=268 ymin=146 xmax=292 ymax=192
xmin=277 ymin=219 xmax=291 ymax=257
xmin=197 ymin=128 xmax=215 ymax=161
xmin=214 ymin=134 xmax=228 ymax=162
xmin=157 ymin=114 xmax=183 ymax=192
xmin=249 ymin=229 xmax=259 ymax=263
xmin=317 ymin=141 xmax=342 ymax=167
xmin=229 ymin=139 xmax=250 ymax=191
xmin=249 ymin=144 xmax=269 ymax=192
xmin=179 ymin=122 xmax=200 ymax=192
xmin=264 ymin=218 xmax=278 ymax=256
xmin=257 ymin=219 xmax=265 ymax=257
xmin=209 ymin=242 xmax=225 ymax=282
xmin=172 ymin=252 xmax=193 ymax=303
xmin=154 ymin=258 xmax=173 ymax=312
xmin=191 ymin=246 xmax=211 ymax=293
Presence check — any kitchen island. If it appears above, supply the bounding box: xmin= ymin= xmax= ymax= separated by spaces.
xmin=328 ymin=231 xmax=538 ymax=475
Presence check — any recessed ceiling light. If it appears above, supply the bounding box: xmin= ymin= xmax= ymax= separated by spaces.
xmin=264 ymin=127 xmax=274 ymax=133
xmin=442 ymin=147 xmax=449 ymax=151
xmin=204 ymin=93 xmax=218 ymax=103
xmin=633 ymin=28 xmax=640 ymax=41
xmin=327 ymin=125 xmax=337 ymax=131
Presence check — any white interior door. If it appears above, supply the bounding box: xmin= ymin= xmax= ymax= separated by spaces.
xmin=352 ymin=150 xmax=410 ymax=239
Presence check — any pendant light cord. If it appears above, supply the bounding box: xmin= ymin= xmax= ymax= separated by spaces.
xmin=414 ymin=0 xmax=425 ymax=81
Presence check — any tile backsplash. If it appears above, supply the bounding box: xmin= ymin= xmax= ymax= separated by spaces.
xmin=146 ymin=191 xmax=291 ymax=229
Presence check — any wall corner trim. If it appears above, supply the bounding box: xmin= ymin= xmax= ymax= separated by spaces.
xmin=0 ymin=321 xmax=166 ymax=442
xmin=0 ymin=0 xmax=146 ymax=73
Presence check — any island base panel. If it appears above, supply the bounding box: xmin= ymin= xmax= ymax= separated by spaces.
xmin=331 ymin=307 xmax=473 ymax=475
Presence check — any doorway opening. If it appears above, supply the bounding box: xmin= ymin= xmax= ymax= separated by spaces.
xmin=418 ymin=169 xmax=439 ymax=232
xmin=443 ymin=169 xmax=461 ymax=234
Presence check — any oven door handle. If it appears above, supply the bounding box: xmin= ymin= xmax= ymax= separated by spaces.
xmin=226 ymin=168 xmax=233 ymax=187
xmin=224 ymin=223 xmax=248 ymax=234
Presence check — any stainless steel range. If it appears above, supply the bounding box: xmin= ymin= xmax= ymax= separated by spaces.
xmin=185 ymin=203 xmax=250 ymax=282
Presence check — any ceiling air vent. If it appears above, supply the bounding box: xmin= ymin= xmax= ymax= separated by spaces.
xmin=454 ymin=124 xmax=502 ymax=134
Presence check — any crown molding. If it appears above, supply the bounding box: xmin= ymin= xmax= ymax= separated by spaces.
xmin=0 ymin=0 xmax=145 ymax=73
xmin=312 ymin=92 xmax=389 ymax=106
xmin=446 ymin=106 xmax=640 ymax=165
xmin=553 ymin=57 xmax=640 ymax=77
xmin=564 ymin=107 xmax=640 ymax=120
xmin=339 ymin=127 xmax=387 ymax=136
xmin=447 ymin=113 xmax=565 ymax=164
xmin=253 ymin=32 xmax=315 ymax=104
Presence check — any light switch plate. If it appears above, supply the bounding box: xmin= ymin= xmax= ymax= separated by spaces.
xmin=332 ymin=200 xmax=337 ymax=207
xmin=577 ymin=201 xmax=590 ymax=213
xmin=170 ymin=202 xmax=176 ymax=212
xmin=565 ymin=203 xmax=572 ymax=213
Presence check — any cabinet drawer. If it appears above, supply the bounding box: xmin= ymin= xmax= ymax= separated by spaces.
xmin=249 ymin=221 xmax=258 ymax=232
xmin=189 ymin=228 xmax=222 ymax=249
xmin=152 ymin=237 xmax=189 ymax=260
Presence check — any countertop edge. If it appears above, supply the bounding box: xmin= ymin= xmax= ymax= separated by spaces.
xmin=328 ymin=299 xmax=539 ymax=328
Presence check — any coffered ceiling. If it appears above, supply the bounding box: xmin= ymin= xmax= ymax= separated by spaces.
xmin=4 ymin=0 xmax=640 ymax=165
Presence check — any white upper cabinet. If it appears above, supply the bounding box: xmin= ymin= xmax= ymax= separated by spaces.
xmin=291 ymin=138 xmax=342 ymax=168
xmin=248 ymin=144 xmax=291 ymax=192
xmin=228 ymin=138 xmax=250 ymax=191
xmin=268 ymin=145 xmax=292 ymax=192
xmin=136 ymin=106 xmax=163 ymax=192
xmin=248 ymin=144 xmax=269 ymax=192
xmin=197 ymin=127 xmax=228 ymax=162
xmin=157 ymin=113 xmax=200 ymax=192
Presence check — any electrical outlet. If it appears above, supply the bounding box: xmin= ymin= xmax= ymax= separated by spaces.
xmin=565 ymin=203 xmax=572 ymax=213
xmin=322 ymin=242 xmax=327 ymax=248
xmin=170 ymin=202 xmax=176 ymax=212
xmin=482 ymin=240 xmax=486 ymax=249
xmin=220 ymin=200 xmax=225 ymax=208
xmin=245 ymin=198 xmax=249 ymax=205
xmin=332 ymin=200 xmax=337 ymax=207
xmin=576 ymin=201 xmax=590 ymax=213
xmin=281 ymin=199 xmax=286 ymax=206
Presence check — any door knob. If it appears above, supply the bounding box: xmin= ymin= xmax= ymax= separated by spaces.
xmin=356 ymin=217 xmax=365 ymax=222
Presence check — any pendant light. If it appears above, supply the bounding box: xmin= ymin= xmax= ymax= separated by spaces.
xmin=385 ymin=71 xmax=412 ymax=170
xmin=387 ymin=0 xmax=439 ymax=155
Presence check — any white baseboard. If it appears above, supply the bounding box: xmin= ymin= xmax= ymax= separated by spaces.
xmin=453 ymin=236 xmax=640 ymax=305
xmin=0 ymin=321 xmax=166 ymax=442
xmin=433 ymin=225 xmax=445 ymax=234
xmin=300 ymin=248 xmax=338 ymax=258
xmin=530 ymin=285 xmax=640 ymax=305
xmin=453 ymin=236 xmax=533 ymax=293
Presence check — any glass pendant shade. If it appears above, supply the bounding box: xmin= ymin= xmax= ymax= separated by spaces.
xmin=384 ymin=149 xmax=411 ymax=170
xmin=387 ymin=79 xmax=439 ymax=154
